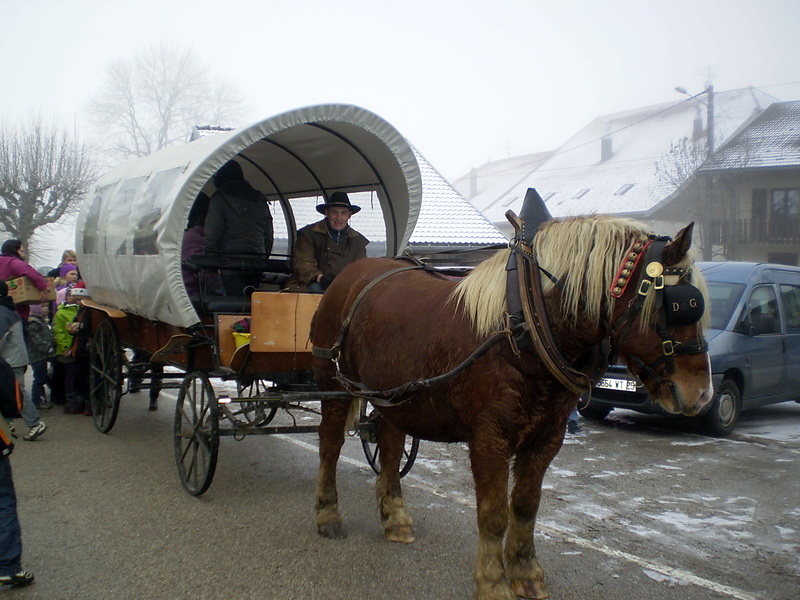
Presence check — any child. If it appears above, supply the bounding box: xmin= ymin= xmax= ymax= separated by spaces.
xmin=54 ymin=263 xmax=79 ymax=306
xmin=52 ymin=284 xmax=91 ymax=415
xmin=26 ymin=304 xmax=54 ymax=410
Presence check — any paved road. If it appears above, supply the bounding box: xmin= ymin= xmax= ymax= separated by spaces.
xmin=7 ymin=391 xmax=800 ymax=600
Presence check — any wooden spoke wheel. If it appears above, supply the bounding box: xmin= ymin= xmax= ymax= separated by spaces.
xmin=174 ymin=372 xmax=219 ymax=496
xmin=234 ymin=378 xmax=278 ymax=427
xmin=88 ymin=318 xmax=123 ymax=433
xmin=360 ymin=411 xmax=419 ymax=478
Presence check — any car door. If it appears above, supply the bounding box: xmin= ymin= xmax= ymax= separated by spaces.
xmin=779 ymin=282 xmax=800 ymax=396
xmin=731 ymin=284 xmax=786 ymax=401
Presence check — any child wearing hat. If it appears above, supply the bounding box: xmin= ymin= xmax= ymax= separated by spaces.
xmin=52 ymin=284 xmax=92 ymax=415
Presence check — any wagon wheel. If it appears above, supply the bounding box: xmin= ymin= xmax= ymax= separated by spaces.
xmin=234 ymin=378 xmax=278 ymax=426
xmin=88 ymin=317 xmax=123 ymax=433
xmin=174 ymin=372 xmax=219 ymax=496
xmin=360 ymin=411 xmax=419 ymax=478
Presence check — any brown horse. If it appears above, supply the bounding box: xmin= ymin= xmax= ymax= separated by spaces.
xmin=311 ymin=215 xmax=712 ymax=600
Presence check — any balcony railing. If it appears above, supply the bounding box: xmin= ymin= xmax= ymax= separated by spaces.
xmin=709 ymin=217 xmax=800 ymax=245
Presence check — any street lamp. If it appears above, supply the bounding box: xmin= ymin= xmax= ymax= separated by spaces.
xmin=675 ymin=85 xmax=715 ymax=158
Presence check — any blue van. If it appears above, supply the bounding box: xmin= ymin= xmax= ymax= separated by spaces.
xmin=581 ymin=262 xmax=800 ymax=436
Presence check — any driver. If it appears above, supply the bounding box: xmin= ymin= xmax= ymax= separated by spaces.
xmin=285 ymin=192 xmax=368 ymax=293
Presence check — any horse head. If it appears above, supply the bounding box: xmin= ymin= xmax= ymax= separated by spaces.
xmin=609 ymin=222 xmax=713 ymax=416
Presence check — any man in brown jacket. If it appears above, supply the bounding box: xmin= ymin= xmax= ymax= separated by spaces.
xmin=286 ymin=192 xmax=369 ymax=292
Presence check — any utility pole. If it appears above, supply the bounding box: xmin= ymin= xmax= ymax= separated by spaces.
xmin=706 ymin=84 xmax=715 ymax=158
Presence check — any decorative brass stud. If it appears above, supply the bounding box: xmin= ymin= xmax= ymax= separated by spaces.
xmin=646 ymin=262 xmax=664 ymax=277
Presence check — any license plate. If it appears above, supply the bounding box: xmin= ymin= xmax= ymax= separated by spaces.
xmin=596 ymin=377 xmax=638 ymax=392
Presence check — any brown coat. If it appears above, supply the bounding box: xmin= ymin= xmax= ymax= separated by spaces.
xmin=285 ymin=220 xmax=369 ymax=290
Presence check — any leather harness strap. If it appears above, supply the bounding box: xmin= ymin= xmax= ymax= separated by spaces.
xmin=511 ymin=235 xmax=606 ymax=395
xmin=311 ymin=262 xmax=425 ymax=362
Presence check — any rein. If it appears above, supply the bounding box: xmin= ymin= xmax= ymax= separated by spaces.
xmin=312 ymin=258 xmax=518 ymax=407
xmin=506 ymin=213 xmax=610 ymax=395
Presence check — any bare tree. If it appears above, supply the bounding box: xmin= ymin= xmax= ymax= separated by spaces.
xmin=656 ymin=136 xmax=751 ymax=260
xmin=0 ymin=118 xmax=96 ymax=259
xmin=90 ymin=44 xmax=246 ymax=164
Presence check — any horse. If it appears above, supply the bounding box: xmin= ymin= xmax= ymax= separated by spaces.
xmin=311 ymin=214 xmax=712 ymax=600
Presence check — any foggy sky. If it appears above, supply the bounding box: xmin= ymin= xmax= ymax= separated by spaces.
xmin=2 ymin=0 xmax=799 ymax=265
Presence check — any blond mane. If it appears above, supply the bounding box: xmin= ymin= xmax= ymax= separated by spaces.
xmin=449 ymin=215 xmax=709 ymax=338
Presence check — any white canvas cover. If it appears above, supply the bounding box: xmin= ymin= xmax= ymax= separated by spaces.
xmin=75 ymin=104 xmax=423 ymax=328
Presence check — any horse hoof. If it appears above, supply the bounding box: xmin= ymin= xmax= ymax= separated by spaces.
xmin=510 ymin=580 xmax=549 ymax=599
xmin=385 ymin=525 xmax=415 ymax=544
xmin=317 ymin=522 xmax=347 ymax=539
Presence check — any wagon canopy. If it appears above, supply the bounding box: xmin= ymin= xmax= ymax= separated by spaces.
xmin=75 ymin=104 xmax=423 ymax=328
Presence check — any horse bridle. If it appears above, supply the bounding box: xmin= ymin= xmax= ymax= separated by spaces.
xmin=506 ymin=221 xmax=707 ymax=395
xmin=606 ymin=235 xmax=708 ymax=386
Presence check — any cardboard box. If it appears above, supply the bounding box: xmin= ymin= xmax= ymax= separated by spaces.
xmin=5 ymin=276 xmax=56 ymax=306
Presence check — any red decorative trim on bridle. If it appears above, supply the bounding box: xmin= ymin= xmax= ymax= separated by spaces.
xmin=610 ymin=235 xmax=652 ymax=298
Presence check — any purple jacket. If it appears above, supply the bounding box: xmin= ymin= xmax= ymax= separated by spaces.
xmin=0 ymin=255 xmax=48 ymax=320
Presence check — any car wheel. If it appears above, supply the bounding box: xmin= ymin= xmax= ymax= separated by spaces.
xmin=578 ymin=405 xmax=611 ymax=421
xmin=698 ymin=378 xmax=741 ymax=437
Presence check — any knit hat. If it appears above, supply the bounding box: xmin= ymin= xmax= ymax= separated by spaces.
xmin=60 ymin=263 xmax=78 ymax=278
xmin=70 ymin=281 xmax=91 ymax=297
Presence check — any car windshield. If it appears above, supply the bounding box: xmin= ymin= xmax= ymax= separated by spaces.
xmin=706 ymin=281 xmax=745 ymax=330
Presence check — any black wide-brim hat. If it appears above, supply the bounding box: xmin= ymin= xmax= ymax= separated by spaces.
xmin=316 ymin=191 xmax=361 ymax=214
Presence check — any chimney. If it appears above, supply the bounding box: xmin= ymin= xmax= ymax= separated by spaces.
xmin=692 ymin=116 xmax=704 ymax=141
xmin=601 ymin=137 xmax=613 ymax=162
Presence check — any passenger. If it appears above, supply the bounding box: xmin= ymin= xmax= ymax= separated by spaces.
xmin=0 ymin=240 xmax=49 ymax=322
xmin=0 ymin=281 xmax=46 ymax=442
xmin=204 ymin=160 xmax=274 ymax=296
xmin=286 ymin=192 xmax=369 ymax=293
xmin=52 ymin=284 xmax=91 ymax=415
xmin=182 ymin=192 xmax=222 ymax=300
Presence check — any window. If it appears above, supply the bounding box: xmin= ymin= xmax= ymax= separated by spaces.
xmin=771 ymin=188 xmax=800 ymax=217
xmin=542 ymin=192 xmax=556 ymax=201
xmin=743 ymin=285 xmax=780 ymax=335
xmin=572 ymin=188 xmax=590 ymax=199
xmin=780 ymin=285 xmax=800 ymax=332
xmin=614 ymin=183 xmax=635 ymax=196
xmin=751 ymin=188 xmax=768 ymax=218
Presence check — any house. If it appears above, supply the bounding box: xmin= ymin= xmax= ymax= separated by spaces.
xmin=695 ymin=100 xmax=800 ymax=265
xmin=453 ymin=87 xmax=792 ymax=262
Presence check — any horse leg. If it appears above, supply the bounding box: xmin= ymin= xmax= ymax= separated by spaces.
xmin=315 ymin=397 xmax=354 ymax=539
xmin=375 ymin=417 xmax=415 ymax=543
xmin=504 ymin=444 xmax=561 ymax=600
xmin=470 ymin=435 xmax=516 ymax=600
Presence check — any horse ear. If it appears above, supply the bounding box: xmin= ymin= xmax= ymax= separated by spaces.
xmin=662 ymin=222 xmax=695 ymax=265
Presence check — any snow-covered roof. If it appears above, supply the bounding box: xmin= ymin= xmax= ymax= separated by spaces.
xmin=699 ymin=100 xmax=800 ymax=172
xmin=451 ymin=151 xmax=554 ymax=216
xmin=467 ymin=88 xmax=778 ymax=226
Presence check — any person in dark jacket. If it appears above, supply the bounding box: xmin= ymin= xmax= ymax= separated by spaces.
xmin=285 ymin=192 xmax=369 ymax=292
xmin=204 ymin=160 xmax=273 ymax=296
xmin=0 ymin=354 xmax=35 ymax=588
